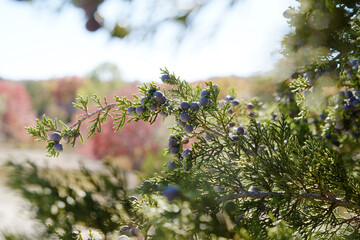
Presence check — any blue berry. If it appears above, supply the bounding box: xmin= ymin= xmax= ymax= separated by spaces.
xmin=177 ymin=119 xmax=186 ymax=127
xmin=247 ymin=103 xmax=254 ymax=109
xmin=248 ymin=112 xmax=255 ymax=118
xmin=353 ymin=64 xmax=358 ymax=71
xmin=148 ymin=103 xmax=157 ymax=111
xmin=345 ymin=90 xmax=353 ymax=98
xmin=182 ymin=161 xmax=192 ymax=170
xmin=153 ymin=91 xmax=163 ymax=102
xmin=127 ymin=106 xmax=136 ymax=115
xmin=166 ymin=162 xmax=177 ymax=171
xmin=54 ymin=143 xmax=63 ymax=152
xmin=319 ymin=113 xmax=326 ymax=120
xmin=142 ymin=180 xmax=153 ymax=191
xmin=351 ymin=99 xmax=360 ymax=107
xmin=228 ymin=109 xmax=234 ymax=114
xmin=63 ymin=134 xmax=69 ymax=141
xmin=50 ymin=132 xmax=62 ymax=142
xmin=168 ymin=138 xmax=178 ymax=148
xmin=159 ymin=96 xmax=167 ymax=105
xmin=120 ymin=226 xmax=130 ymax=235
xmin=190 ymin=102 xmax=200 ymax=111
xmin=140 ymin=97 xmax=146 ymax=105
xmin=161 ymin=74 xmax=175 ymax=85
xmin=236 ymin=127 xmax=245 ymax=135
xmin=136 ymin=105 xmax=145 ymax=115
xmin=129 ymin=196 xmax=138 ymax=201
xmin=161 ymin=74 xmax=170 ymax=82
xmin=199 ymin=97 xmax=210 ymax=107
xmin=325 ymin=132 xmax=331 ymax=139
xmin=230 ymin=135 xmax=239 ymax=142
xmin=231 ymin=99 xmax=240 ymax=106
xmin=283 ymin=9 xmax=294 ymax=18
xmin=184 ymin=124 xmax=194 ymax=133
xmin=182 ymin=149 xmax=192 ymax=158
xmin=201 ymin=89 xmax=210 ymax=97
xmin=170 ymin=147 xmax=179 ymax=155
xmin=225 ymin=95 xmax=234 ymax=102
xmin=180 ymin=112 xmax=190 ymax=122
xmin=180 ymin=102 xmax=190 ymax=110
xmin=163 ymin=185 xmax=180 ymax=201
xmin=229 ymin=122 xmax=236 ymax=127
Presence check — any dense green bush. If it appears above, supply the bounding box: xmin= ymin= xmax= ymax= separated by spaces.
xmin=7 ymin=0 xmax=360 ymax=239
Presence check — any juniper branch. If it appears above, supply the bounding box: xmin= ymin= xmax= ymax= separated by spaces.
xmin=221 ymin=191 xmax=360 ymax=211
xmin=69 ymin=103 xmax=118 ymax=130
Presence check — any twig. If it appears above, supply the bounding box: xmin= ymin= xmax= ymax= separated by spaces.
xmin=182 ymin=130 xmax=206 ymax=144
xmin=69 ymin=103 xmax=118 ymax=129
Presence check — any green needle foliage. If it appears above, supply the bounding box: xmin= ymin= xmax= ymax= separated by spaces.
xmin=8 ymin=0 xmax=360 ymax=239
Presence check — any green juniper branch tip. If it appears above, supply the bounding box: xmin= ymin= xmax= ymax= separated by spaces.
xmin=69 ymin=103 xmax=118 ymax=130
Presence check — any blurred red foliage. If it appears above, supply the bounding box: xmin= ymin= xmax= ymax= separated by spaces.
xmin=50 ymin=77 xmax=84 ymax=122
xmin=0 ymin=80 xmax=36 ymax=142
xmin=75 ymin=82 xmax=163 ymax=168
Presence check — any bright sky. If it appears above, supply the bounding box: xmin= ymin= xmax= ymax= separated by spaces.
xmin=0 ymin=0 xmax=296 ymax=82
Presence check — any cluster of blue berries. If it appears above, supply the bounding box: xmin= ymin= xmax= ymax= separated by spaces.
xmin=228 ymin=126 xmax=246 ymax=145
xmin=199 ymin=89 xmax=212 ymax=107
xmin=175 ymin=88 xmax=214 ymax=134
xmin=324 ymin=89 xmax=360 ymax=141
xmin=127 ymin=85 xmax=170 ymax=117
xmin=167 ymin=135 xmax=194 ymax=171
xmin=339 ymin=90 xmax=360 ymax=114
xmin=176 ymin=101 xmax=200 ymax=133
xmin=50 ymin=132 xmax=63 ymax=153
xmin=224 ymin=94 xmax=256 ymax=118
xmin=168 ymin=135 xmax=181 ymax=155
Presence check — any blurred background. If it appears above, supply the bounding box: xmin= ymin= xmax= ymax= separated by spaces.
xmin=0 ymin=0 xmax=296 ymax=238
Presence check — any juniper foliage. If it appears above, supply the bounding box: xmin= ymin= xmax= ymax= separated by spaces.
xmin=9 ymin=0 xmax=360 ymax=239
